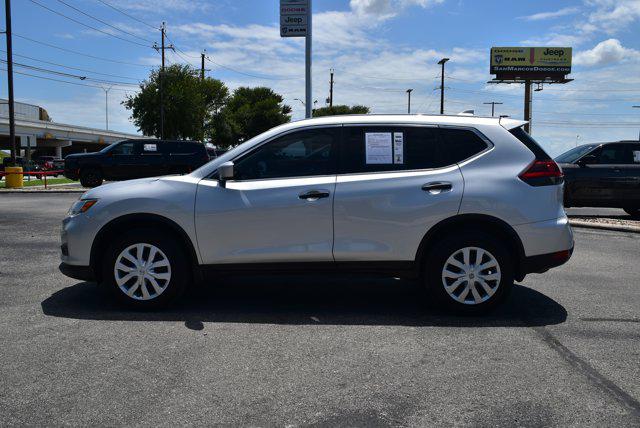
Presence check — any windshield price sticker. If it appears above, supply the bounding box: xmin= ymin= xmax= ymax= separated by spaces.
xmin=144 ymin=144 xmax=157 ymax=152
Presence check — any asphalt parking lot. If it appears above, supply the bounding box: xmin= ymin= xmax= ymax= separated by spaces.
xmin=1 ymin=193 xmax=639 ymax=426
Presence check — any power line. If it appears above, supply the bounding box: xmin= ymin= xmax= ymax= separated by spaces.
xmin=333 ymin=67 xmax=434 ymax=82
xmin=13 ymin=34 xmax=153 ymax=67
xmin=0 ymin=48 xmax=140 ymax=81
xmin=55 ymin=0 xmax=155 ymax=44
xmin=27 ymin=0 xmax=152 ymax=48
xmin=0 ymin=59 xmax=87 ymax=80
xmin=205 ymin=55 xmax=301 ymax=81
xmin=0 ymin=66 xmax=136 ymax=92
xmin=94 ymin=0 xmax=157 ymax=30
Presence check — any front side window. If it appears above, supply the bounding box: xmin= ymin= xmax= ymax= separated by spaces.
xmin=593 ymin=144 xmax=633 ymax=164
xmin=233 ymin=128 xmax=338 ymax=180
xmin=110 ymin=142 xmax=137 ymax=155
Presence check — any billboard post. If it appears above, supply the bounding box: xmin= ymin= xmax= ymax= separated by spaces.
xmin=280 ymin=0 xmax=312 ymax=118
xmin=489 ymin=47 xmax=573 ymax=134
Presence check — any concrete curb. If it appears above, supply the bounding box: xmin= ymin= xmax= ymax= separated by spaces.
xmin=0 ymin=189 xmax=85 ymax=194
xmin=569 ymin=219 xmax=640 ymax=234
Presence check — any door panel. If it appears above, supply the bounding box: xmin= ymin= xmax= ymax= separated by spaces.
xmin=333 ymin=166 xmax=464 ymax=261
xmin=195 ymin=176 xmax=336 ymax=264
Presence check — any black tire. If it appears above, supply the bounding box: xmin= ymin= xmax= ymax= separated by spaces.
xmin=623 ymin=208 xmax=640 ymax=219
xmin=80 ymin=168 xmax=103 ymax=188
xmin=101 ymin=228 xmax=190 ymax=309
xmin=424 ymin=231 xmax=514 ymax=314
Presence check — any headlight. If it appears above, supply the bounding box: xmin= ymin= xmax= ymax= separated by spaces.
xmin=68 ymin=199 xmax=98 ymax=216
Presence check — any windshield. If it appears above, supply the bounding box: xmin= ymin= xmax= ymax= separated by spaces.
xmin=555 ymin=144 xmax=598 ymax=163
xmin=99 ymin=140 xmax=125 ymax=153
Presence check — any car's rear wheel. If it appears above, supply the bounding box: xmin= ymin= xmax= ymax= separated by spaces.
xmin=102 ymin=229 xmax=189 ymax=309
xmin=425 ymin=231 xmax=513 ymax=313
xmin=623 ymin=207 xmax=639 ymax=219
xmin=80 ymin=168 xmax=103 ymax=187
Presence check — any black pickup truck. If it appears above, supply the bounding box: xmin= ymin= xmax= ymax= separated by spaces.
xmin=64 ymin=139 xmax=210 ymax=187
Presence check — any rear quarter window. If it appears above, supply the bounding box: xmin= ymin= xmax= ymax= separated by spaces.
xmin=509 ymin=127 xmax=551 ymax=160
xmin=438 ymin=128 xmax=489 ymax=165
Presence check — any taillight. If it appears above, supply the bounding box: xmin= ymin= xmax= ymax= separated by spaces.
xmin=519 ymin=160 xmax=564 ymax=186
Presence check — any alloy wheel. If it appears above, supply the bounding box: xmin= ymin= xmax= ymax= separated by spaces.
xmin=113 ymin=243 xmax=172 ymax=301
xmin=441 ymin=246 xmax=501 ymax=305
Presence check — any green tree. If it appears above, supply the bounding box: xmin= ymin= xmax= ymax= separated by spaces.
xmin=313 ymin=105 xmax=370 ymax=117
xmin=123 ymin=64 xmax=228 ymax=140
xmin=217 ymin=87 xmax=291 ymax=147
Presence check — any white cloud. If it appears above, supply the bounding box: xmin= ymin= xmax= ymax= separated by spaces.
xmin=574 ymin=39 xmax=640 ymax=67
xmin=585 ymin=0 xmax=640 ymax=34
xmin=519 ymin=7 xmax=579 ymax=21
xmin=349 ymin=0 xmax=444 ymax=18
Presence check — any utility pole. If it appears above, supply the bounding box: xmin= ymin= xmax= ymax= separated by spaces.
xmin=101 ymin=86 xmax=112 ymax=130
xmin=524 ymin=81 xmax=532 ymax=134
xmin=201 ymin=50 xmax=205 ymax=80
xmin=153 ymin=22 xmax=173 ymax=139
xmin=406 ymin=89 xmax=413 ymax=114
xmin=483 ymin=101 xmax=503 ymax=117
xmin=438 ymin=57 xmax=449 ymax=115
xmin=5 ymin=0 xmax=16 ymax=162
xmin=329 ymin=68 xmax=334 ymax=108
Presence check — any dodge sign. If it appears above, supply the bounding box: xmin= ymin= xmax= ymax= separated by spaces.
xmin=490 ymin=47 xmax=572 ymax=75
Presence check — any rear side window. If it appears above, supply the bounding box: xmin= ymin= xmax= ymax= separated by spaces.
xmin=438 ymin=128 xmax=489 ymax=165
xmin=340 ymin=126 xmax=446 ymax=173
xmin=509 ymin=127 xmax=551 ymax=160
xmin=166 ymin=141 xmax=205 ymax=155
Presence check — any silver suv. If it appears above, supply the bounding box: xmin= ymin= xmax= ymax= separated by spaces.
xmin=60 ymin=115 xmax=573 ymax=312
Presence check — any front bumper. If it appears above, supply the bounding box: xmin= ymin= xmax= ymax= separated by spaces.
xmin=59 ymin=262 xmax=95 ymax=281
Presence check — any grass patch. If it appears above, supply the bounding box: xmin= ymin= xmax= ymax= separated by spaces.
xmin=3 ymin=177 xmax=77 ymax=188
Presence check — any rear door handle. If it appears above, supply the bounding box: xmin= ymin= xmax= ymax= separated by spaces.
xmin=422 ymin=181 xmax=452 ymax=194
xmin=299 ymin=189 xmax=330 ymax=201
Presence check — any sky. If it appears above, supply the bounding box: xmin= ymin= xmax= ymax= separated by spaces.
xmin=2 ymin=0 xmax=639 ymax=156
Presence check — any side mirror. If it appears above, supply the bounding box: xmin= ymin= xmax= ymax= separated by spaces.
xmin=577 ymin=154 xmax=597 ymax=167
xmin=218 ymin=161 xmax=234 ymax=187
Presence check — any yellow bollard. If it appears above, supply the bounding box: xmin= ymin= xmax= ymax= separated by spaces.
xmin=5 ymin=166 xmax=24 ymax=188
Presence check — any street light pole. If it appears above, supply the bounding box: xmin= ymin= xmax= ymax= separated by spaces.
xmin=437 ymin=58 xmax=449 ymax=115
xmin=102 ymin=86 xmax=112 ymax=130
xmin=406 ymin=89 xmax=413 ymax=114
xmin=634 ymin=106 xmax=640 ymax=141
xmin=5 ymin=0 xmax=16 ymax=163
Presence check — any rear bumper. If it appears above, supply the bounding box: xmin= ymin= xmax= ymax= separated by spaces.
xmin=59 ymin=262 xmax=95 ymax=281
xmin=522 ymin=247 xmax=573 ymax=275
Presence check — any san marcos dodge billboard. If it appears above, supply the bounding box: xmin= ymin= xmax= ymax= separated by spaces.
xmin=490 ymin=47 xmax=572 ymax=75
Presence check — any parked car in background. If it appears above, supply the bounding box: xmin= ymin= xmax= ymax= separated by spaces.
xmin=556 ymin=141 xmax=640 ymax=218
xmin=1 ymin=156 xmax=42 ymax=176
xmin=34 ymin=156 xmax=64 ymax=175
xmin=64 ymin=139 xmax=210 ymax=187
xmin=60 ymin=115 xmax=573 ymax=312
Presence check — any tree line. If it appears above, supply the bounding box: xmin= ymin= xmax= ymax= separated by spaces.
xmin=123 ymin=64 xmax=370 ymax=148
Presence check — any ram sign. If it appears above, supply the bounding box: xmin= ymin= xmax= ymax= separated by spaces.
xmin=490 ymin=47 xmax=572 ymax=76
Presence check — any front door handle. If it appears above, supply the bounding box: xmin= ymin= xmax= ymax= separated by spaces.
xmin=422 ymin=181 xmax=452 ymax=194
xmin=299 ymin=189 xmax=330 ymax=201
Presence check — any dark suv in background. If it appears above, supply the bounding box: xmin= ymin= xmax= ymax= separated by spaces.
xmin=556 ymin=141 xmax=640 ymax=218
xmin=64 ymin=139 xmax=209 ymax=187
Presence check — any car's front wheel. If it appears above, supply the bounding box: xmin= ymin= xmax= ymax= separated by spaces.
xmin=80 ymin=168 xmax=103 ymax=187
xmin=102 ymin=229 xmax=189 ymax=309
xmin=425 ymin=231 xmax=513 ymax=313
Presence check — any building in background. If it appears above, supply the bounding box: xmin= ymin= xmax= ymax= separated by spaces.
xmin=0 ymin=99 xmax=143 ymax=159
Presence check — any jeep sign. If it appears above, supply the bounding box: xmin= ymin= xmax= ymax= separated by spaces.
xmin=280 ymin=0 xmax=309 ymax=37
xmin=490 ymin=47 xmax=572 ymax=75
